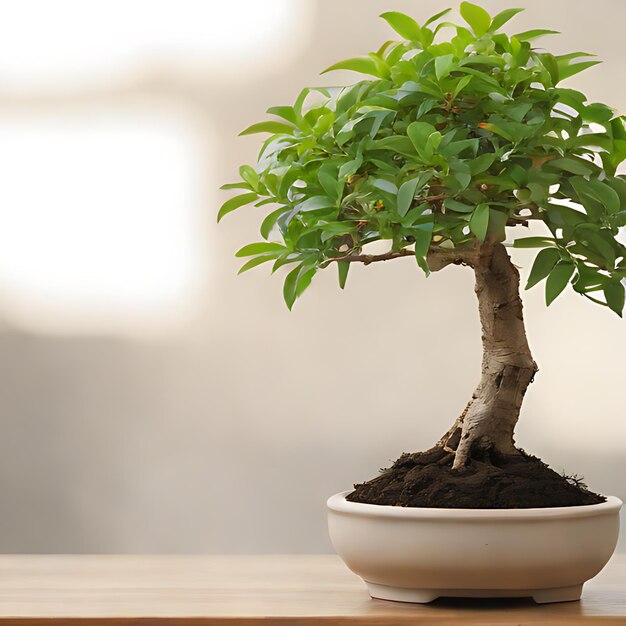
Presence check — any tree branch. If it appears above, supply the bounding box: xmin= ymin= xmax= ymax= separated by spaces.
xmin=428 ymin=247 xmax=477 ymax=271
xmin=421 ymin=194 xmax=447 ymax=203
xmin=326 ymin=246 xmax=476 ymax=270
xmin=328 ymin=249 xmax=414 ymax=265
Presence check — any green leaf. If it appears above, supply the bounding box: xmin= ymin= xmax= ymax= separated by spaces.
xmin=605 ymin=177 xmax=626 ymax=207
xmin=217 ymin=192 xmax=258 ymax=222
xmin=612 ymin=211 xmax=626 ymax=228
xmin=321 ymin=57 xmax=382 ymax=77
xmin=406 ymin=121 xmax=438 ymax=160
xmin=526 ymin=248 xmax=561 ymax=289
xmin=555 ymin=51 xmax=595 ymax=64
xmin=444 ymin=198 xmax=474 ymax=213
xmin=513 ymin=29 xmax=560 ymax=41
xmin=546 ymin=261 xmax=575 ymax=305
xmin=414 ymin=225 xmax=434 ymax=258
xmin=435 ymin=54 xmax=455 ymax=81
xmin=503 ymin=102 xmax=533 ymax=122
xmin=239 ymin=165 xmax=259 ymax=191
xmin=365 ymin=53 xmax=390 ymax=79
xmin=371 ymin=178 xmax=398 ymax=195
xmin=572 ymin=177 xmax=621 ymax=214
xmin=337 ymin=261 xmax=350 ymax=289
xmin=468 ymin=153 xmax=496 ymax=175
xmin=338 ymin=154 xmax=363 ymax=179
xmin=456 ymin=66 xmax=502 ymax=89
xmin=293 ymin=88 xmax=311 ymax=124
xmin=272 ymin=254 xmax=300 ymax=273
xmin=527 ymin=182 xmax=547 ymax=204
xmin=318 ymin=164 xmax=343 ymax=201
xmin=255 ymin=197 xmax=276 ymax=208
xmin=587 ymin=179 xmax=621 ymax=214
xmin=239 ymin=121 xmax=294 ymax=136
xmin=548 ymin=157 xmax=593 ymax=176
xmin=583 ymin=230 xmax=616 ymax=266
xmin=449 ymin=170 xmax=471 ymax=191
xmin=282 ymin=265 xmax=300 ymax=310
xmin=558 ymin=61 xmax=601 ymax=81
xmin=478 ymin=121 xmax=531 ymax=143
xmin=439 ymin=137 xmax=478 ymax=158
xmin=260 ymin=207 xmax=286 ymax=240
xmin=540 ymin=52 xmax=559 ymax=86
xmin=397 ymin=177 xmax=422 ymax=217
xmin=460 ymin=2 xmax=491 ymax=36
xmin=489 ymin=7 xmax=523 ymax=32
xmin=469 ymin=203 xmax=490 ymax=241
xmin=582 ymin=103 xmax=614 ymax=124
xmin=238 ymin=255 xmax=276 ymax=274
xmin=424 ymin=8 xmax=452 ymax=28
xmin=296 ymin=268 xmax=316 ymax=299
xmin=283 ymin=264 xmax=311 ymax=310
xmin=266 ymin=106 xmax=297 ymax=125
xmin=452 ymin=75 xmax=472 ymax=99
xmin=379 ymin=11 xmax=422 ymax=41
xmin=220 ymin=182 xmax=253 ymax=191
xmin=413 ymin=219 xmax=434 ymax=272
xmin=296 ymin=196 xmax=336 ymax=213
xmin=425 ymin=130 xmax=443 ymax=161
xmin=368 ymin=109 xmax=393 ymax=138
xmin=255 ymin=196 xmax=276 ymax=208
xmin=318 ymin=223 xmax=354 ymax=243
xmin=512 ymin=237 xmax=557 ymax=248
xmin=313 ymin=110 xmax=334 ymax=135
xmin=573 ymin=264 xmax=607 ymax=294
xmin=604 ymin=281 xmax=625 ymax=316
xmin=235 ymin=242 xmax=285 ymax=257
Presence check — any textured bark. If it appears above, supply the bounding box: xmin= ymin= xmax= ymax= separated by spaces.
xmin=438 ymin=243 xmax=539 ymax=469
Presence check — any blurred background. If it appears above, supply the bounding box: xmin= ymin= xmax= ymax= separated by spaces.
xmin=0 ymin=0 xmax=624 ymax=553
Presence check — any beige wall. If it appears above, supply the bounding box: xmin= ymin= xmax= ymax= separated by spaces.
xmin=0 ymin=0 xmax=625 ymax=553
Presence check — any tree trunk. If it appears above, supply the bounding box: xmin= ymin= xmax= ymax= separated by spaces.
xmin=438 ymin=243 xmax=539 ymax=469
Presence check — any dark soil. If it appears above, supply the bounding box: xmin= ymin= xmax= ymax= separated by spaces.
xmin=347 ymin=447 xmax=605 ymax=508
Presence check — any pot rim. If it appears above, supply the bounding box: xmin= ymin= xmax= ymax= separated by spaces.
xmin=327 ymin=491 xmax=623 ymax=520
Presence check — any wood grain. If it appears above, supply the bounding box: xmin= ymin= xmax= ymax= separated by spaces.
xmin=0 ymin=554 xmax=624 ymax=624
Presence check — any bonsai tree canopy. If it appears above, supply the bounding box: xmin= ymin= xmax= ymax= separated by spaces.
xmin=219 ymin=3 xmax=626 ymax=471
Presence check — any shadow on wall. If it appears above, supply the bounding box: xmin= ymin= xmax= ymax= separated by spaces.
xmin=0 ymin=325 xmax=624 ymax=554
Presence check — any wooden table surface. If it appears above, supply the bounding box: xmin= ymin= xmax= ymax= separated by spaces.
xmin=0 ymin=554 xmax=625 ymax=625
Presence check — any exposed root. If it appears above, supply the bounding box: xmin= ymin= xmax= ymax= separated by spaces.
xmin=437 ymin=400 xmax=472 ymax=452
xmin=452 ymin=433 xmax=474 ymax=470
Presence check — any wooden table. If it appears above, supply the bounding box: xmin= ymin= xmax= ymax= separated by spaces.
xmin=0 ymin=554 xmax=624 ymax=624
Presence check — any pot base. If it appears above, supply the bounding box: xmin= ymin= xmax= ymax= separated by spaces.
xmin=366 ymin=582 xmax=583 ymax=604
xmin=329 ymin=492 xmax=621 ymax=607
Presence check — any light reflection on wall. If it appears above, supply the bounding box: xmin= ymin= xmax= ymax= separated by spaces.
xmin=0 ymin=110 xmax=203 ymax=336
xmin=0 ymin=0 xmax=304 ymax=87
xmin=0 ymin=0 xmax=310 ymax=335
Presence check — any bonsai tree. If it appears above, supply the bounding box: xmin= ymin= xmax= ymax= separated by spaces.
xmin=218 ymin=3 xmax=625 ymax=475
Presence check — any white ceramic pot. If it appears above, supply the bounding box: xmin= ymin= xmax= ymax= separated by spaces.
xmin=327 ymin=491 xmax=622 ymax=604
